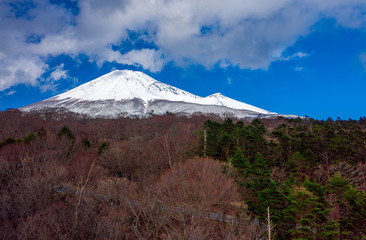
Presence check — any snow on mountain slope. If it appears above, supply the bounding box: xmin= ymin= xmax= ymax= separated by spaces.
xmin=202 ymin=93 xmax=271 ymax=114
xmin=55 ymin=70 xmax=202 ymax=104
xmin=20 ymin=70 xmax=277 ymax=118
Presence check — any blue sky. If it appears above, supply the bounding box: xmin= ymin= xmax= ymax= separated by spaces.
xmin=0 ymin=0 xmax=365 ymax=119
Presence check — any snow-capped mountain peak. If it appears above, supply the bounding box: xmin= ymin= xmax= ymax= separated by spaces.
xmin=20 ymin=70 xmax=278 ymax=118
xmin=207 ymin=93 xmax=224 ymax=97
xmin=202 ymin=92 xmax=271 ymax=114
xmin=55 ymin=70 xmax=201 ymax=104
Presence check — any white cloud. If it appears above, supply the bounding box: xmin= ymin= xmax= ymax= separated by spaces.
xmin=360 ymin=52 xmax=366 ymax=70
xmin=294 ymin=67 xmax=305 ymax=72
xmin=279 ymin=52 xmax=309 ymax=61
xmin=227 ymin=77 xmax=233 ymax=85
xmin=1 ymin=0 xmax=366 ymax=91
xmin=0 ymin=54 xmax=48 ymax=91
xmin=49 ymin=64 xmax=68 ymax=81
xmin=291 ymin=52 xmax=309 ymax=59
xmin=37 ymin=63 xmax=71 ymax=93
xmin=117 ymin=49 xmax=165 ymax=73
xmin=6 ymin=90 xmax=16 ymax=96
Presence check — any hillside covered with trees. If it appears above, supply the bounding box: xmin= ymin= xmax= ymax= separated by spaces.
xmin=0 ymin=109 xmax=365 ymax=239
xmin=199 ymin=117 xmax=366 ymax=239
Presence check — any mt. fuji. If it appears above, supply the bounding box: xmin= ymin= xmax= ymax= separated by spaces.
xmin=20 ymin=70 xmax=280 ymax=118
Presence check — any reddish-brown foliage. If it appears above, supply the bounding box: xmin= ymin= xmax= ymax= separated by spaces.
xmin=1 ymin=110 xmax=263 ymax=239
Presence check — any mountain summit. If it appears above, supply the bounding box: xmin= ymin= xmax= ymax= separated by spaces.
xmin=20 ymin=70 xmax=278 ymax=118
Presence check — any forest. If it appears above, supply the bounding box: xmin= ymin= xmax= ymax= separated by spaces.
xmin=0 ymin=108 xmax=365 ymax=240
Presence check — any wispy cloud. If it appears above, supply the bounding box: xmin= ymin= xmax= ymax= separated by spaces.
xmin=279 ymin=52 xmax=309 ymax=61
xmin=294 ymin=67 xmax=305 ymax=72
xmin=1 ymin=0 xmax=366 ymax=91
xmin=37 ymin=63 xmax=72 ymax=93
xmin=360 ymin=52 xmax=366 ymax=70
xmin=5 ymin=90 xmax=16 ymax=95
xmin=227 ymin=77 xmax=233 ymax=85
xmin=49 ymin=64 xmax=68 ymax=82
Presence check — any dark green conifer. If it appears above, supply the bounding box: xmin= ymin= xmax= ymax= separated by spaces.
xmin=57 ymin=125 xmax=75 ymax=141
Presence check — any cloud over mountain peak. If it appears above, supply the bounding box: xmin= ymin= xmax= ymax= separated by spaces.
xmin=1 ymin=0 xmax=366 ymax=91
